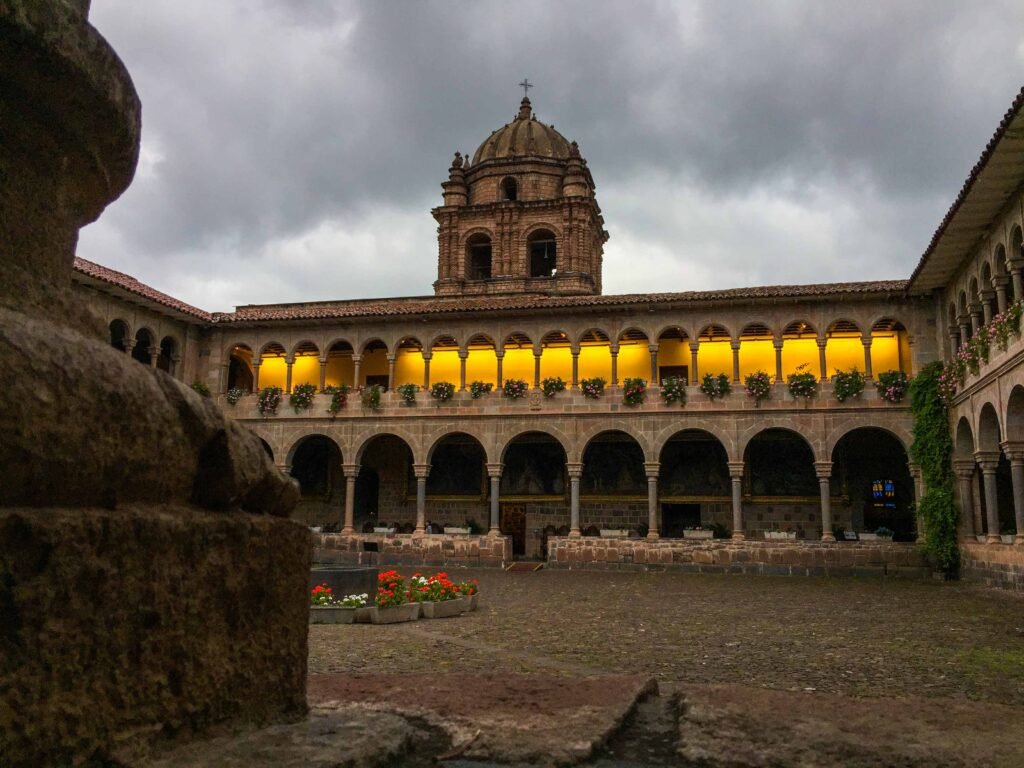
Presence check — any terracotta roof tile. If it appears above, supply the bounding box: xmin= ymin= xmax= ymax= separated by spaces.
xmin=73 ymin=257 xmax=212 ymax=321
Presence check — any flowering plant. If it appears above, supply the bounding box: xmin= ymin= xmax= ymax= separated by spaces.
xmin=431 ymin=381 xmax=455 ymax=401
xmin=699 ymin=372 xmax=730 ymax=400
xmin=832 ymin=368 xmax=864 ymax=402
xmin=744 ymin=371 xmax=772 ymax=403
xmin=406 ymin=574 xmax=431 ymax=602
xmin=469 ymin=380 xmax=493 ymax=399
xmin=225 ymin=387 xmax=246 ymax=405
xmin=323 ymin=384 xmax=350 ymax=414
xmin=310 ymin=583 xmax=340 ymax=606
xmin=375 ymin=570 xmax=406 ymax=608
xmin=787 ymin=364 xmax=817 ymax=399
xmin=623 ymin=377 xmax=646 ymax=406
xmin=290 ymin=382 xmax=317 ymax=412
xmin=940 ymin=298 xmax=1024 ymax=405
xmin=580 ymin=377 xmax=605 ymax=399
xmin=503 ymin=378 xmax=529 ymax=399
xmin=425 ymin=571 xmax=462 ymax=601
xmin=191 ymin=381 xmax=211 ymax=398
xmin=541 ymin=376 xmax=566 ymax=398
xmin=361 ymin=384 xmax=382 ymax=409
xmin=875 ymin=370 xmax=908 ymax=403
xmin=459 ymin=579 xmax=479 ymax=596
xmin=257 ymin=386 xmax=283 ymax=416
xmin=397 ymin=383 xmax=419 ymax=403
xmin=660 ymin=375 xmax=687 ymax=405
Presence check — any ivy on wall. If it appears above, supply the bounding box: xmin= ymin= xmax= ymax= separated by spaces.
xmin=909 ymin=361 xmax=959 ymax=574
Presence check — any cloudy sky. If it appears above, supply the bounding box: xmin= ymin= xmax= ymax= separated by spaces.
xmin=80 ymin=1 xmax=1024 ymax=311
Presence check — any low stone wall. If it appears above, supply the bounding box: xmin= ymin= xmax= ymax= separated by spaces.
xmin=547 ymin=537 xmax=928 ymax=577
xmin=961 ymin=541 xmax=1024 ymax=591
xmin=317 ymin=532 xmax=512 ymax=567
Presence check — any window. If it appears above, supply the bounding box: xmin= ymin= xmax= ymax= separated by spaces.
xmin=501 ymin=176 xmax=518 ymax=201
xmin=528 ymin=229 xmax=557 ymax=277
xmin=466 ymin=233 xmax=492 ymax=280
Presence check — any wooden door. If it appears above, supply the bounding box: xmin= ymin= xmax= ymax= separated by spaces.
xmin=500 ymin=504 xmax=527 ymax=557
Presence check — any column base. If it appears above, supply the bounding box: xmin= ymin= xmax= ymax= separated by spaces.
xmin=413 ymin=526 xmax=425 ymax=536
xmin=986 ymin=533 xmax=1001 ymax=544
xmin=1016 ymin=533 xmax=1024 ymax=546
xmin=731 ymin=531 xmax=745 ymax=541
xmin=568 ymin=529 xmax=581 ymax=538
xmin=341 ymin=526 xmax=355 ymax=535
xmin=646 ymin=532 xmax=660 ymax=541
xmin=487 ymin=527 xmax=501 ymax=537
xmin=821 ymin=532 xmax=836 ymax=542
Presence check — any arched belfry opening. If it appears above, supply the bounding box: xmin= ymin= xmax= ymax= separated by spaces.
xmin=529 ymin=229 xmax=557 ymax=277
xmin=501 ymin=176 xmax=518 ymax=201
xmin=466 ymin=233 xmax=492 ymax=280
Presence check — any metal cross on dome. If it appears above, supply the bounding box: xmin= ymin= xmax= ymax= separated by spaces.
xmin=519 ymin=78 xmax=533 ymax=98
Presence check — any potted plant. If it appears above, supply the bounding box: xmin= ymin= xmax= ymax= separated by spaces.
xmin=290 ymin=382 xmax=317 ymax=412
xmin=660 ymin=375 xmax=687 ymax=405
xmin=875 ymin=370 xmax=909 ymax=403
xmin=700 ymin=372 xmax=731 ymax=400
xmin=469 ymin=380 xmax=493 ymax=399
xmin=371 ymin=570 xmax=419 ymax=624
xmin=397 ymin=383 xmax=419 ymax=404
xmin=623 ymin=377 xmax=646 ymax=406
xmin=430 ymin=381 xmax=456 ymax=402
xmin=832 ymin=368 xmax=865 ymax=402
xmin=323 ymin=384 xmax=350 ymax=414
xmin=418 ymin=572 xmax=465 ymax=618
xmin=541 ymin=376 xmax=566 ymax=398
xmin=225 ymin=387 xmax=246 ymax=405
xmin=459 ymin=579 xmax=480 ymax=611
xmin=502 ymin=378 xmax=529 ymax=399
xmin=683 ymin=526 xmax=714 ymax=539
xmin=191 ymin=381 xmax=211 ymax=398
xmin=581 ymin=376 xmax=605 ymax=399
xmin=309 ymin=585 xmax=367 ymax=624
xmin=256 ymin=385 xmax=282 ymax=416
xmin=743 ymin=370 xmax=772 ymax=406
xmin=787 ymin=364 xmax=817 ymax=400
xmin=361 ymin=384 xmax=382 ymax=410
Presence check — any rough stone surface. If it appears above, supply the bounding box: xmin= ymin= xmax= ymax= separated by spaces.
xmin=677 ymin=684 xmax=1024 ymax=767
xmin=318 ymin=532 xmax=512 ymax=567
xmin=308 ymin=672 xmax=656 ymax=766
xmin=961 ymin=541 xmax=1024 ymax=591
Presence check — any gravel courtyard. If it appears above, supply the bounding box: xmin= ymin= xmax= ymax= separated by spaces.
xmin=309 ymin=569 xmax=1024 ymax=706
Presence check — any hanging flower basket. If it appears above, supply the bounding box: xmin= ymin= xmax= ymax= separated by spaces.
xmin=580 ymin=376 xmax=605 ymax=399
xmin=503 ymin=378 xmax=529 ymax=399
xmin=397 ymin=383 xmax=419 ymax=404
xmin=225 ymin=387 xmax=246 ymax=405
xmin=469 ymin=380 xmax=493 ymax=399
xmin=290 ymin=382 xmax=317 ymax=412
xmin=256 ymin=386 xmax=282 ymax=416
xmin=743 ymin=371 xmax=771 ymax=405
xmin=875 ymin=370 xmax=908 ymax=403
xmin=832 ymin=368 xmax=864 ymax=402
xmin=623 ymin=377 xmax=646 ymax=406
xmin=699 ymin=373 xmax=730 ymax=400
xmin=787 ymin=365 xmax=817 ymax=400
xmin=541 ymin=376 xmax=566 ymax=398
xmin=323 ymin=384 xmax=350 ymax=414
xmin=660 ymin=375 xmax=687 ymax=405
xmin=431 ymin=381 xmax=455 ymax=402
xmin=361 ymin=384 xmax=383 ymax=410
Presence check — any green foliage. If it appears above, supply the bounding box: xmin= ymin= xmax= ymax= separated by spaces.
xmin=323 ymin=384 xmax=350 ymax=414
xmin=469 ymin=380 xmax=493 ymax=398
xmin=580 ymin=377 xmax=606 ymax=399
xmin=430 ymin=381 xmax=456 ymax=401
xmin=191 ymin=381 xmax=211 ymax=397
xmin=787 ymin=363 xmax=817 ymax=399
xmin=743 ymin=370 xmax=772 ymax=402
xmin=622 ymin=377 xmax=646 ymax=406
xmin=699 ymin=372 xmax=731 ymax=400
xmin=909 ymin=361 xmax=959 ymax=574
xmin=397 ymin=383 xmax=419 ymax=403
xmin=361 ymin=384 xmax=382 ymax=409
xmin=540 ymin=376 xmax=566 ymax=398
xmin=832 ymin=368 xmax=865 ymax=402
xmin=660 ymin=375 xmax=687 ymax=405
xmin=289 ymin=382 xmax=317 ymax=411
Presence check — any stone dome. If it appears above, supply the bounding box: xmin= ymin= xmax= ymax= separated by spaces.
xmin=472 ymin=97 xmax=573 ymax=165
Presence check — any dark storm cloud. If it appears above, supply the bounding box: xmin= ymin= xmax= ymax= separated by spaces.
xmin=80 ymin=0 xmax=1024 ymax=309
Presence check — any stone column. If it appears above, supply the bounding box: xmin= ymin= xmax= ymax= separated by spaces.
xmin=728 ymin=461 xmax=745 ymax=539
xmin=487 ymin=462 xmax=503 ymax=534
xmin=981 ymin=290 xmax=995 ymax=324
xmin=571 ymin=347 xmax=580 ymax=389
xmin=533 ymin=349 xmax=541 ymax=389
xmin=773 ymin=340 xmax=784 ymax=383
xmin=285 ymin=357 xmax=293 ymax=393
xmin=342 ymin=463 xmax=360 ymax=534
xmin=969 ymin=304 xmax=983 ymax=336
xmin=220 ymin=362 xmax=230 ymax=394
xmin=689 ymin=342 xmax=700 ymax=385
xmin=318 ymin=357 xmax=327 ymax=391
xmin=648 ymin=344 xmax=659 ymax=386
xmin=975 ymin=452 xmax=1001 ymax=544
xmin=645 ymin=461 xmax=660 ymax=540
xmin=413 ymin=463 xmax=430 ymax=534
xmin=496 ymin=352 xmax=504 ymax=388
xmin=610 ymin=345 xmax=619 ymax=387
xmin=817 ymin=339 xmax=828 ymax=381
xmin=1001 ymin=442 xmax=1024 ymax=545
xmin=1010 ymin=260 xmax=1024 ymax=306
xmin=123 ymin=337 xmax=135 ymax=356
xmin=252 ymin=360 xmax=261 ymax=391
xmin=170 ymin=355 xmax=182 ymax=380
xmin=993 ymin=275 xmax=1009 ymax=315
xmin=567 ymin=462 xmax=583 ymax=536
xmin=958 ymin=316 xmax=972 ymax=344
xmin=948 ymin=329 xmax=960 ymax=356
xmin=953 ymin=460 xmax=977 ymax=540
xmin=352 ymin=355 xmax=362 ymax=388
xmin=386 ymin=355 xmax=396 ymax=391
xmin=422 ymin=353 xmax=431 ymax=391
xmin=730 ymin=341 xmax=740 ymax=383
xmin=815 ymin=461 xmax=835 ymax=541
xmin=458 ymin=350 xmax=468 ymax=391
xmin=148 ymin=346 xmax=159 ymax=368
xmin=861 ymin=335 xmax=873 ymax=380
xmin=908 ymin=461 xmax=925 ymax=504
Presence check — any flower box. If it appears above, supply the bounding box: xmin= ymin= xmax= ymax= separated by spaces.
xmin=420 ymin=599 xmax=463 ymax=619
xmin=599 ymin=529 xmax=629 ymax=538
xmin=354 ymin=605 xmax=377 ymax=623
xmin=683 ymin=529 xmax=713 ymax=539
xmin=309 ymin=606 xmax=355 ymax=624
xmin=444 ymin=526 xmax=471 ymax=535
xmin=764 ymin=531 xmax=797 ymax=540
xmin=371 ymin=602 xmax=420 ymax=624
xmin=372 ymin=527 xmax=396 ymax=534
xmin=467 ymin=593 xmax=479 ymax=611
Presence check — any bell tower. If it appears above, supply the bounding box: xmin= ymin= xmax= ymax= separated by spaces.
xmin=432 ymin=95 xmax=608 ymax=297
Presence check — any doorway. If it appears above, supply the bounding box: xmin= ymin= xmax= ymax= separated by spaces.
xmin=500 ymin=504 xmax=527 ymax=557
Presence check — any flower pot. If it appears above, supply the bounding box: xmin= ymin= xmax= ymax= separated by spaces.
xmin=354 ymin=606 xmax=377 ymax=624
xmin=421 ymin=599 xmax=462 ymax=619
xmin=599 ymin=529 xmax=629 ymax=538
xmin=371 ymin=603 xmax=420 ymax=624
xmin=683 ymin=529 xmax=713 ymax=539
xmin=310 ymin=606 xmax=355 ymax=624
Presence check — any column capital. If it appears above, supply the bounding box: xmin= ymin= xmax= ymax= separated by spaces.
xmin=351 ymin=354 xmax=362 ymax=363
xmin=688 ymin=341 xmax=700 ymax=352
xmin=609 ymin=344 xmax=620 ymax=354
xmin=647 ymin=343 xmax=659 ymax=353
xmin=906 ymin=461 xmax=922 ymax=478
xmin=992 ymin=274 xmax=1010 ymax=288
xmin=342 ymin=463 xmax=361 ymax=478
xmin=486 ymin=462 xmax=504 ymax=478
xmin=816 ymin=338 xmax=827 ymax=349
xmin=251 ymin=358 xmax=261 ymax=367
xmin=974 ymin=451 xmax=1001 ymax=471
xmin=318 ymin=356 xmax=328 ymax=365
xmin=412 ymin=463 xmax=431 ymax=479
xmin=968 ymin=302 xmax=984 ymax=317
xmin=284 ymin=355 xmax=295 ymax=365
xmin=1001 ymin=441 xmax=1024 ymax=462
xmin=952 ymin=459 xmax=976 ymax=480
xmin=458 ymin=349 xmax=468 ymax=359
xmin=570 ymin=345 xmax=581 ymax=356
xmin=644 ymin=461 xmax=660 ymax=478
xmin=860 ymin=335 xmax=872 ymax=346
xmin=421 ymin=351 xmax=433 ymax=361
xmin=813 ymin=460 xmax=833 ymax=479
xmin=727 ymin=461 xmax=745 ymax=478
xmin=566 ymin=461 xmax=584 ymax=479
xmin=980 ymin=288 xmax=996 ymax=302
xmin=729 ymin=340 xmax=741 ymax=351
xmin=773 ymin=339 xmax=784 ymax=350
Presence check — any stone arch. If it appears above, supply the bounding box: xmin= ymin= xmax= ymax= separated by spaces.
xmin=579 ymin=430 xmax=647 ymax=503
xmin=738 ymin=422 xmax=823 ymax=462
xmin=617 ymin=327 xmax=651 ymax=382
xmin=287 ymin=434 xmax=343 ymax=506
xmin=978 ymin=402 xmax=1002 ymax=451
xmin=1011 ymin=225 xmax=1023 ymax=260
xmin=353 ymin=428 xmax=421 ymax=465
xmin=497 ymin=426 xmax=571 ymax=464
xmin=424 ymin=431 xmax=488 ymax=499
xmin=526 ymin=225 xmax=559 ymax=278
xmin=500 ymin=331 xmax=535 ymax=385
xmin=358 ymin=337 xmax=389 ymax=356
xmin=226 ymin=343 xmax=254 ymax=392
xmin=657 ymin=428 xmax=732 ymax=537
xmin=652 ymin=422 xmax=737 ymax=462
xmin=285 ymin=432 xmax=343 ymax=468
xmin=354 ymin=432 xmax=417 ymax=532
xmin=969 ymin=276 xmax=980 ymax=304
xmin=499 ymin=431 xmax=569 ymax=504
xmin=157 ymin=334 xmax=179 ymax=375
xmin=955 ymin=416 xmax=976 ymax=458
xmin=743 ymin=428 xmax=820 ymax=537
xmin=824 ymin=319 xmax=863 ymax=378
xmin=258 ymin=341 xmax=286 ymax=360
xmin=825 ymin=420 xmax=912 ymax=458
xmin=539 ymin=330 xmax=573 ymax=383
xmin=738 ymin=322 xmax=774 ymax=380
xmin=132 ymin=326 xmax=155 ymax=365
xmin=425 ymin=427 xmax=491 ymax=465
xmin=1006 ymin=385 xmax=1024 ymax=442
xmin=109 ymin=318 xmax=130 ymax=352
xmin=868 ymin=317 xmax=911 ymax=374
xmin=654 ymin=323 xmax=693 ymax=342
xmin=576 ymin=423 xmax=653 ymax=464
xmin=655 ymin=326 xmax=691 ymax=384
xmin=576 ymin=326 xmax=612 ymax=347
xmin=499 ymin=330 xmax=533 ymax=354
xmin=830 ymin=427 xmax=915 ymax=539
xmin=290 ymin=339 xmax=320 ymax=358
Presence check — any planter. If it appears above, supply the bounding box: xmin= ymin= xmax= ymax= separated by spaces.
xmin=599 ymin=529 xmax=629 ymax=538
xmin=372 ymin=527 xmax=396 ymax=534
xmin=1001 ymin=534 xmax=1016 ymax=544
xmin=371 ymin=602 xmax=420 ymax=624
xmin=764 ymin=531 xmax=797 ymax=540
xmin=310 ymin=606 xmax=355 ymax=624
xmin=467 ymin=593 xmax=479 ymax=611
xmin=683 ymin=529 xmax=714 ymax=539
xmin=452 ymin=596 xmax=471 ymax=613
xmin=354 ymin=605 xmax=377 ymax=624
xmin=444 ymin=526 xmax=471 ymax=535
xmin=420 ymin=599 xmax=463 ymax=619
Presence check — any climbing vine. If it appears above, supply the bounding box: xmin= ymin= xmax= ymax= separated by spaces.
xmin=909 ymin=361 xmax=959 ymax=575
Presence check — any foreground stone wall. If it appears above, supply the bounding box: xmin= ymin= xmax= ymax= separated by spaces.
xmin=547 ymin=537 xmax=928 ymax=577
xmin=960 ymin=542 xmax=1024 ymax=591
xmin=317 ymin=532 xmax=512 ymax=567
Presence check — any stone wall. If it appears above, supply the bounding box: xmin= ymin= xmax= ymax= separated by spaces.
xmin=317 ymin=532 xmax=512 ymax=567
xmin=960 ymin=542 xmax=1024 ymax=591
xmin=547 ymin=537 xmax=929 ymax=577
